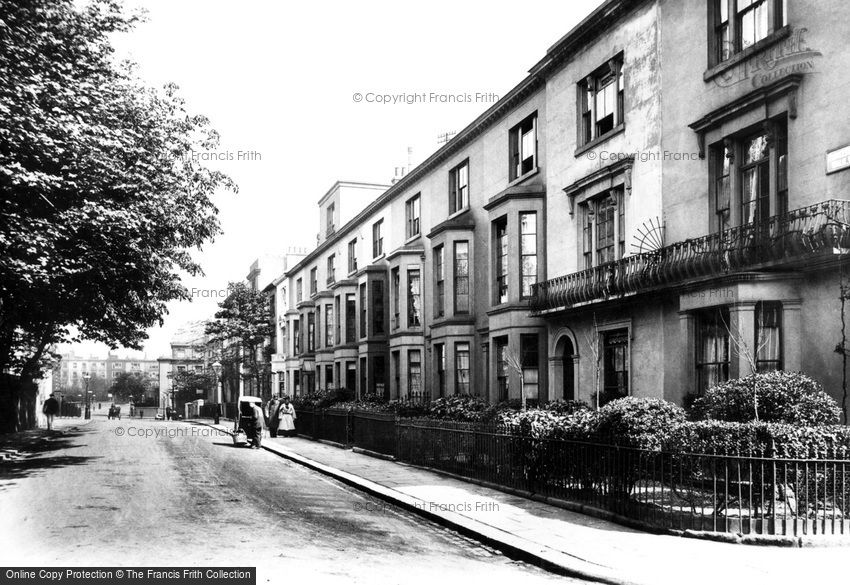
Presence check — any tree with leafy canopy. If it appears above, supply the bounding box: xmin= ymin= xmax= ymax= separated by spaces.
xmin=0 ymin=1 xmax=236 ymax=431
xmin=205 ymin=283 xmax=273 ymax=401
xmin=110 ymin=372 xmax=148 ymax=404
xmin=170 ymin=369 xmax=215 ymax=414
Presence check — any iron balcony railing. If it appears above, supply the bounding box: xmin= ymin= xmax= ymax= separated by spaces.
xmin=531 ymin=199 xmax=850 ymax=313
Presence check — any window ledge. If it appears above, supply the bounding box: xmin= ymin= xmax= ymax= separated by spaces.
xmin=507 ymin=167 xmax=539 ymax=188
xmin=404 ymin=233 xmax=422 ymax=246
xmin=574 ymin=124 xmax=626 ymax=158
xmin=447 ymin=207 xmax=471 ymax=221
xmin=703 ymin=26 xmax=791 ymax=82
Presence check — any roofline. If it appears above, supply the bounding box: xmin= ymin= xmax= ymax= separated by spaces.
xmin=284 ymin=0 xmax=645 ymax=279
xmin=317 ymin=180 xmax=392 ymax=205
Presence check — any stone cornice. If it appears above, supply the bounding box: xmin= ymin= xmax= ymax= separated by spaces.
xmin=689 ymin=74 xmax=803 ymax=157
xmin=484 ymin=183 xmax=546 ymax=211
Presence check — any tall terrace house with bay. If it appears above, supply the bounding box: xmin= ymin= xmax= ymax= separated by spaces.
xmin=531 ymin=0 xmax=850 ymax=410
xmin=282 ymin=181 xmax=389 ymax=396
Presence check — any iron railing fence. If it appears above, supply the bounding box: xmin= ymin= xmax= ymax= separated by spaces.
xmin=295 ymin=408 xmax=397 ymax=456
xmin=295 ymin=408 xmax=320 ymax=439
xmin=293 ymin=411 xmax=850 ymax=536
xmin=531 ymin=199 xmax=850 ymax=313
xmin=319 ymin=409 xmax=351 ymax=445
xmin=405 ymin=391 xmax=432 ymax=405
xmin=395 ymin=419 xmax=850 ymax=537
xmin=351 ymin=410 xmax=397 ymax=457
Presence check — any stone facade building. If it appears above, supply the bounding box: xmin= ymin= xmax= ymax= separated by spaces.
xmin=278 ymin=0 xmax=850 ymax=411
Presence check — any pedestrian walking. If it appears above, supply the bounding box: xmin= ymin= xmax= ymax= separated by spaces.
xmin=267 ymin=395 xmax=281 ymax=438
xmin=277 ymin=396 xmax=296 ymax=438
xmin=42 ymin=393 xmax=60 ymax=430
xmin=248 ymin=401 xmax=265 ymax=449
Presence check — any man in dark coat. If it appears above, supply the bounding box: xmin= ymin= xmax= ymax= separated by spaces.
xmin=267 ymin=395 xmax=280 ymax=438
xmin=42 ymin=393 xmax=60 ymax=430
xmin=248 ymin=402 xmax=264 ymax=449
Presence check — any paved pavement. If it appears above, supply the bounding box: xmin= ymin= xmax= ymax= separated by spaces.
xmin=189 ymin=420 xmax=849 ymax=585
xmin=0 ymin=415 xmax=576 ymax=584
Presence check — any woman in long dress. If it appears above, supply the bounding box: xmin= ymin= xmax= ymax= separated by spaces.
xmin=277 ymin=396 xmax=297 ymax=438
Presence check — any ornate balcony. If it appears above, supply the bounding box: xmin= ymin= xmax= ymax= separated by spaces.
xmin=530 ymin=199 xmax=850 ymax=314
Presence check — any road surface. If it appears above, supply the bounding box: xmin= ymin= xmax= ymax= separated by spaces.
xmin=0 ymin=416 xmax=581 ymax=584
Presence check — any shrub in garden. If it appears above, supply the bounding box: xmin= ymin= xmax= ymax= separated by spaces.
xmin=542 ymin=399 xmax=590 ymax=415
xmin=498 ymin=407 xmax=600 ymax=441
xmin=291 ymin=387 xmax=353 ymax=410
xmin=426 ymin=396 xmax=491 ymax=421
xmin=596 ymin=397 xmax=687 ymax=450
xmin=666 ymin=419 xmax=850 ymax=458
xmin=691 ymin=371 xmax=840 ymax=426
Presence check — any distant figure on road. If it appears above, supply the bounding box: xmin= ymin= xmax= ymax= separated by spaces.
xmin=98 ymin=403 xmax=102 ymax=410
xmin=248 ymin=402 xmax=264 ymax=449
xmin=277 ymin=396 xmax=296 ymax=438
xmin=165 ymin=406 xmax=173 ymax=421
xmin=129 ymin=404 xmax=135 ymax=417
xmin=267 ymin=395 xmax=280 ymax=438
xmin=43 ymin=393 xmax=60 ymax=430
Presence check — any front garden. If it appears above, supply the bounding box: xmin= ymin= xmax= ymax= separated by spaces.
xmin=293 ymin=372 xmax=850 ymax=538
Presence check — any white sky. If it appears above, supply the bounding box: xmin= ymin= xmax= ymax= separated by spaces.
xmin=60 ymin=0 xmax=604 ymax=359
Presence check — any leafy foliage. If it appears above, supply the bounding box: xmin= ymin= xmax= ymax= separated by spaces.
xmin=110 ymin=372 xmax=149 ymax=403
xmin=665 ymin=420 xmax=850 ymax=458
xmin=170 ymin=369 xmax=215 ymax=410
xmin=0 ymin=0 xmax=235 ymax=426
xmin=291 ymin=388 xmax=354 ymax=410
xmin=425 ymin=396 xmax=491 ymax=421
xmin=205 ymin=283 xmax=273 ymax=398
xmin=541 ymin=399 xmax=590 ymax=415
xmin=692 ymin=372 xmax=841 ymax=426
xmin=594 ymin=397 xmax=686 ymax=450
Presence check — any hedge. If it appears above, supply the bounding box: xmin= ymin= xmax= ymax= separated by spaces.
xmin=691 ymin=371 xmax=841 ymax=426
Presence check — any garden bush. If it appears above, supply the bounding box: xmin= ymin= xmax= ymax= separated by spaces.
xmin=666 ymin=420 xmax=850 ymax=458
xmin=425 ymin=396 xmax=491 ymax=421
xmin=291 ymin=387 xmax=353 ymax=410
xmin=691 ymin=371 xmax=840 ymax=426
xmin=498 ymin=407 xmax=600 ymax=441
xmin=325 ymin=397 xmax=430 ymax=418
xmin=542 ymin=399 xmax=590 ymax=415
xmin=596 ymin=397 xmax=687 ymax=450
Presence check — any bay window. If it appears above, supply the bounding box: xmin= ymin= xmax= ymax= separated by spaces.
xmin=520 ymin=212 xmax=537 ymax=299
xmin=454 ymin=241 xmax=470 ymax=314
xmin=407 ymin=269 xmax=421 ymax=327
xmin=696 ymin=308 xmax=730 ymax=394
xmin=755 ymin=301 xmax=782 ymax=372
xmin=455 ymin=342 xmax=470 ymax=395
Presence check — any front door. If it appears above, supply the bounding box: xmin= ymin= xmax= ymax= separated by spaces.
xmin=563 ymin=338 xmax=575 ymax=401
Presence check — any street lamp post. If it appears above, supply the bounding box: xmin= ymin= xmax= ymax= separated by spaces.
xmin=212 ymin=361 xmax=222 ymax=425
xmin=82 ymin=372 xmax=91 ymax=420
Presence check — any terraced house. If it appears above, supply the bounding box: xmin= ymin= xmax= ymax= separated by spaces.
xmin=279 ymin=0 xmax=850 ymax=411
